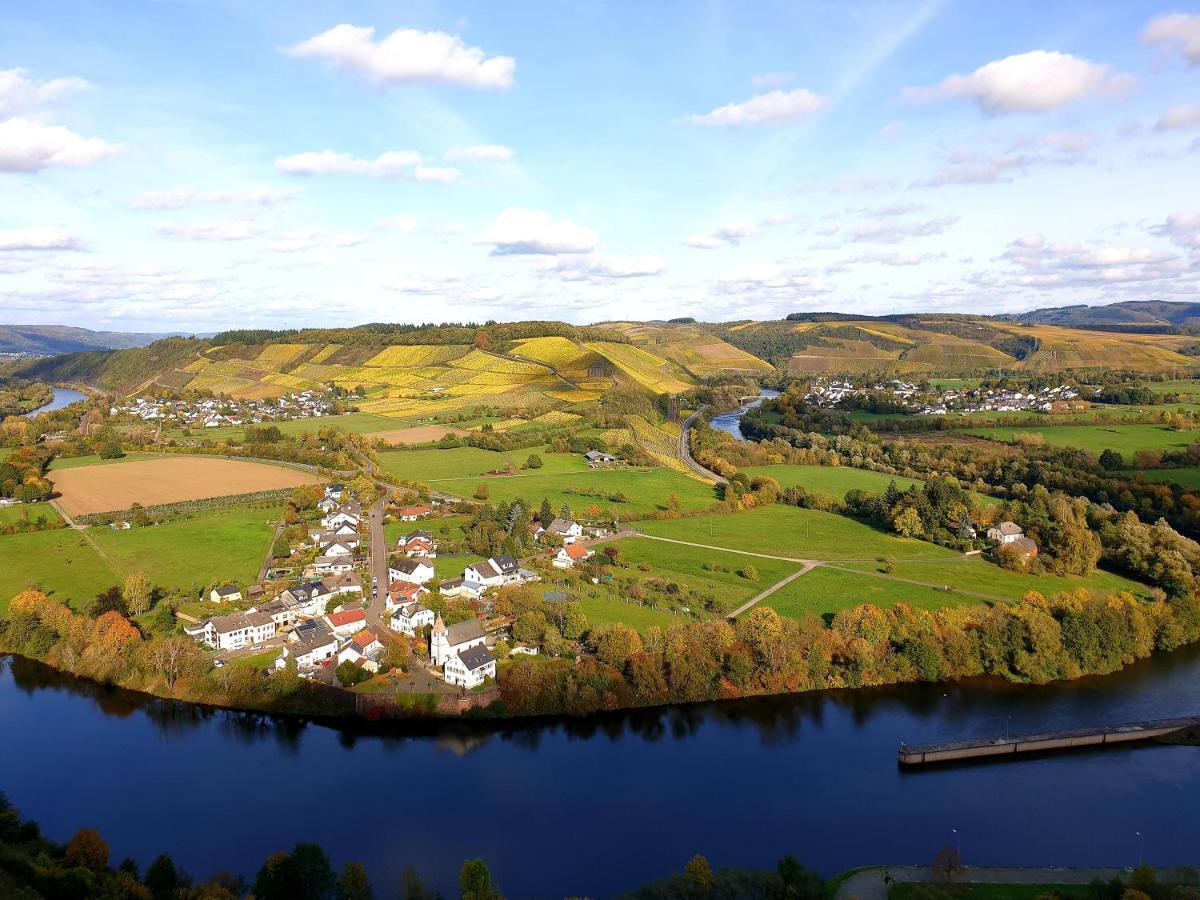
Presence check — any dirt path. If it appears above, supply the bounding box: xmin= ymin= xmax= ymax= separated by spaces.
xmin=50 ymin=498 xmax=123 ymax=583
xmin=835 ymin=866 xmax=1151 ymax=900
xmin=822 ymin=562 xmax=1009 ymax=604
xmin=726 ymin=563 xmax=817 ymax=619
xmin=633 ymin=532 xmax=815 ymax=564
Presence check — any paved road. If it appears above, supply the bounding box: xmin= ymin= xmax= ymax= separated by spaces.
xmin=366 ymin=498 xmax=389 ymax=629
xmin=678 ymin=405 xmax=727 ymax=484
xmin=835 ymin=866 xmax=1153 ymax=900
xmin=726 ymin=562 xmax=817 ymax=619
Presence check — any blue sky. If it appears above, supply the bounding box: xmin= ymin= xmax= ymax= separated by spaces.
xmin=1 ymin=0 xmax=1199 ymax=331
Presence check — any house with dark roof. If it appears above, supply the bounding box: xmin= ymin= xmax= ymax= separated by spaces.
xmin=209 ymin=583 xmax=242 ymax=603
xmin=389 ymin=557 xmax=435 ymax=585
xmin=430 ymin=614 xmax=487 ymax=667
xmin=545 ymin=518 xmax=583 ymax=544
xmin=390 ymin=598 xmax=435 ymax=636
xmin=444 ymin=642 xmax=496 ymax=689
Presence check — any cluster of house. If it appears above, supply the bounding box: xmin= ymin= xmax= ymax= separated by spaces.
xmin=310 ymin=485 xmax=364 ymax=575
xmin=805 ymin=379 xmax=1082 ymax=416
xmin=110 ymin=389 xmax=336 ymax=429
xmin=986 ymin=520 xmax=1038 ymax=556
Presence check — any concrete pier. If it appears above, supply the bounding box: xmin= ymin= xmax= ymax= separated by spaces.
xmin=899 ymin=716 xmax=1200 ymax=765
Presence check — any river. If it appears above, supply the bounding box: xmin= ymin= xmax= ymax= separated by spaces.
xmin=22 ymin=386 xmax=87 ymax=417
xmin=708 ymin=388 xmax=780 ymax=441
xmin=2 ymin=650 xmax=1198 ymax=897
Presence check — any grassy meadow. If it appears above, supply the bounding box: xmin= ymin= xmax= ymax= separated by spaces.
xmin=0 ymin=528 xmax=118 ymax=613
xmin=0 ymin=502 xmax=62 ymax=526
xmin=762 ymin=566 xmax=970 ymax=620
xmin=966 ymin=422 xmax=1200 ymax=456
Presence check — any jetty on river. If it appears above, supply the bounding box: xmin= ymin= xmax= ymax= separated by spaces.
xmin=899 ymin=715 xmax=1200 ymax=766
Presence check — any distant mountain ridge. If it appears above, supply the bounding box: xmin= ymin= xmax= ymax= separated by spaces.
xmin=0 ymin=324 xmax=183 ymax=355
xmin=1003 ymin=301 xmax=1200 ymax=333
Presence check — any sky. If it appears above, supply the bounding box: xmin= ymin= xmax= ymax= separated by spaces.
xmin=1 ymin=0 xmax=1199 ymax=332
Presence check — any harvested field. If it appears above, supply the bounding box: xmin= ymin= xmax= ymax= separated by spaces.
xmin=49 ymin=457 xmax=323 ymax=516
xmin=367 ymin=425 xmax=468 ymax=445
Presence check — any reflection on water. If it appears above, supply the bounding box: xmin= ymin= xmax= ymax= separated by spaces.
xmin=708 ymin=388 xmax=780 ymax=442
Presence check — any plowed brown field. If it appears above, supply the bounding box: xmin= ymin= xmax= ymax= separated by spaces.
xmin=366 ymin=425 xmax=466 ymax=445
xmin=50 ymin=457 xmax=323 ymax=516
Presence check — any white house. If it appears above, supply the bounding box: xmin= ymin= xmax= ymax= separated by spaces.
xmin=279 ymin=580 xmax=338 ymax=618
xmin=443 ymin=643 xmax=496 ymax=689
xmin=321 ymin=572 xmax=364 ymax=597
xmin=463 ymin=555 xmax=522 ymax=591
xmin=321 ymin=508 xmax=360 ymax=531
xmin=389 ymin=558 xmax=435 ymax=585
xmin=325 ymin=607 xmax=368 ymax=639
xmin=395 ymin=504 xmax=432 ymax=522
xmin=209 ymin=584 xmax=242 ymax=604
xmin=324 ymin=483 xmax=346 ymax=502
xmin=584 ymin=450 xmax=617 ymax=465
xmin=430 ymin=615 xmax=487 ymax=666
xmin=544 ymin=517 xmax=583 ymax=544
xmin=390 ymin=599 xmax=436 ymax=636
xmin=184 ymin=612 xmax=276 ymax=651
xmin=987 ymin=521 xmax=1024 ymax=544
xmin=312 ymin=555 xmax=356 ymax=575
xmin=401 ymin=530 xmax=437 ymax=558
xmin=554 ymin=543 xmax=593 ymax=568
xmin=337 ymin=628 xmax=385 ymax=671
xmin=275 ymin=620 xmax=338 ymax=672
xmin=385 ymin=580 xmax=429 ymax=612
xmin=319 ymin=539 xmax=356 ymax=558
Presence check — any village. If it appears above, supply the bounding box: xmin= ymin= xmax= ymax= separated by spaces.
xmin=803 ymin=378 xmax=1082 ymax=416
xmin=109 ymin=389 xmax=340 ymax=430
xmin=181 ymin=481 xmax=607 ymax=695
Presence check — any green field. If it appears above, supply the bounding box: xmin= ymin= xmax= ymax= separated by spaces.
xmin=576 ymin=596 xmax=683 ymax=633
xmin=380 ymin=446 xmax=588 ymax=483
xmin=840 ymin=555 xmax=1149 ymax=602
xmin=0 ymin=502 xmax=62 ymax=526
xmin=48 ymin=451 xmax=168 ymax=470
xmin=87 ymin=505 xmax=279 ymax=596
xmin=612 ymin=537 xmax=801 ymax=609
xmin=1122 ymin=467 xmax=1200 ymax=488
xmin=888 ymin=884 xmax=1091 ymax=900
xmin=0 ymin=528 xmax=118 ymax=612
xmin=739 ymin=465 xmax=1002 ymax=507
xmin=164 ymin=412 xmax=406 ymax=442
xmin=763 ymin=566 xmax=970 ymax=619
xmin=473 ymin=467 xmax=719 ymax=518
xmin=637 ymin=505 xmax=958 ymax=562
xmin=966 ymin=423 xmax=1200 ymax=456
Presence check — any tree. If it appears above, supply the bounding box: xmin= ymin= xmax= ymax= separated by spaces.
xmin=562 ymin=604 xmax=588 ymax=640
xmin=525 ymin=454 xmax=543 ymax=470
xmin=474 ymin=484 xmax=490 ymax=500
xmin=403 ymin=866 xmax=432 ymax=900
xmin=460 ymin=858 xmax=498 ymax=900
xmin=336 ymin=660 xmax=370 ymax=687
xmin=146 ymin=854 xmax=183 ymax=900
xmin=254 ymin=844 xmax=335 ymax=900
xmin=337 ymin=861 xmax=373 ymax=900
xmin=741 ymin=564 xmax=758 ymax=582
xmin=88 ymin=585 xmax=127 ymax=618
xmin=149 ymin=635 xmax=202 ymax=691
xmin=1099 ymin=448 xmax=1125 ymax=471
xmin=65 ymin=828 xmax=109 ymax=870
xmin=603 ymin=546 xmax=620 ymax=565
xmin=539 ymin=498 xmax=553 ymax=524
xmin=893 ymin=506 xmax=925 ymax=538
xmin=124 ymin=572 xmax=153 ymax=616
xmin=559 ymin=502 xmax=572 ymax=519
xmin=685 ymin=855 xmax=715 ymax=892
xmin=97 ymin=441 xmax=125 ymax=460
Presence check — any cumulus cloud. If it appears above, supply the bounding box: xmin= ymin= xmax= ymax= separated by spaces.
xmin=285 ymin=24 xmax=515 ymax=90
xmin=133 ymin=186 xmax=297 ymax=210
xmin=275 ymin=149 xmax=423 ymax=178
xmin=683 ymin=214 xmax=793 ymax=249
xmin=1142 ymin=13 xmax=1200 ymax=67
xmin=847 ymin=215 xmax=959 ymax=243
xmin=915 ymin=147 xmax=1033 ymax=187
xmin=1000 ymin=234 xmax=1188 ymax=288
xmin=0 ymin=68 xmax=90 ymax=117
xmin=685 ymin=88 xmax=826 ymax=127
xmin=712 ymin=263 xmax=834 ymax=299
xmin=547 ymin=253 xmax=666 ymax=282
xmin=836 ymin=250 xmax=944 ymax=267
xmin=0 ymin=226 xmax=84 ymax=251
xmin=1150 ymin=211 xmax=1200 ymax=251
xmin=1157 ymin=105 xmax=1200 ymax=131
xmin=902 ymin=50 xmax=1134 ymax=114
xmin=413 ymin=164 xmax=461 ymax=184
xmin=0 ymin=117 xmax=121 ymax=172
xmin=446 ymin=144 xmax=514 ymax=162
xmin=157 ymin=220 xmax=271 ymax=241
xmin=473 ymin=207 xmax=597 ymax=255
xmin=1039 ymin=129 xmax=1094 ymax=152
xmin=267 ymin=227 xmax=370 ymax=253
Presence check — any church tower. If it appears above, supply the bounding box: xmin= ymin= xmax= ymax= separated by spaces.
xmin=430 ymin=614 xmax=449 ymax=665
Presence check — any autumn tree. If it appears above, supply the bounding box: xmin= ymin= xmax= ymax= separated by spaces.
xmin=66 ymin=828 xmax=110 ymax=870
xmin=459 ymin=858 xmax=498 ymax=900
xmin=337 ymin=861 xmax=373 ymax=900
xmin=124 ymin=572 xmax=153 ymax=616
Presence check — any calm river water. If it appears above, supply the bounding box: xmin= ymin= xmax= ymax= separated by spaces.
xmin=708 ymin=388 xmax=780 ymax=441
xmin=22 ymin=386 xmax=87 ymax=417
xmin=1 ymin=650 xmax=1198 ymax=897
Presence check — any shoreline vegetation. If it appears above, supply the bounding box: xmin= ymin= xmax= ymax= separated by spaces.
xmin=0 ymin=781 xmax=1190 ymax=898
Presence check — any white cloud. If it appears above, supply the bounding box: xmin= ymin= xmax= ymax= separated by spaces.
xmin=0 ymin=68 xmax=90 ymax=117
xmin=548 ymin=253 xmax=666 ymax=283
xmin=751 ymin=71 xmax=794 ymax=90
xmin=712 ymin=263 xmax=834 ymax=298
xmin=275 ymin=149 xmax=422 ymax=178
xmin=684 ymin=220 xmax=761 ymax=249
xmin=379 ymin=215 xmax=419 ymax=233
xmin=157 ymin=220 xmax=270 ymax=241
xmin=0 ymin=226 xmax=84 ymax=251
xmin=285 ymin=24 xmax=515 ymax=90
xmin=847 ymin=215 xmax=958 ymax=243
xmin=1150 ymin=211 xmax=1200 ymax=251
xmin=0 ymin=117 xmax=121 ymax=172
xmin=1040 ymin=129 xmax=1094 ymax=152
xmin=446 ymin=144 xmax=514 ymax=162
xmin=902 ymin=50 xmax=1134 ymax=114
xmin=133 ymin=186 xmax=297 ymax=210
xmin=916 ymin=147 xmax=1032 ymax=187
xmin=1157 ymin=105 xmax=1200 ymax=131
xmin=837 ymin=250 xmax=943 ymax=267
xmin=473 ymin=207 xmax=597 ymax=255
xmin=685 ymin=88 xmax=826 ymax=127
xmin=1000 ymin=234 xmax=1188 ymax=288
xmin=1142 ymin=13 xmax=1200 ymax=67
xmin=413 ymin=164 xmax=461 ymax=184
xmin=879 ymin=120 xmax=905 ymax=138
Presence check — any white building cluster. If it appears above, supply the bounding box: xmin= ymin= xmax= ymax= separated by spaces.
xmin=111 ymin=389 xmax=337 ymax=429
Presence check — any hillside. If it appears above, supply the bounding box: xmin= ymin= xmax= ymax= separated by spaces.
xmin=0 ymin=324 xmax=179 ymax=355
xmin=1007 ymin=301 xmax=1200 ymax=334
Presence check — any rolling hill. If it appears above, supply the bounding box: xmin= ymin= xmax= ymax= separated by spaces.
xmin=0 ymin=324 xmax=181 ymax=356
xmin=1007 ymin=301 xmax=1200 ymax=333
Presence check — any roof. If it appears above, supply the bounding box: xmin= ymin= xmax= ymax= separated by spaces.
xmin=394 ymin=600 xmax=429 ymax=618
xmin=468 ymin=560 xmax=500 ymax=580
xmin=440 ymin=577 xmax=465 ymax=589
xmin=457 ymin=643 xmax=495 ymax=671
xmin=995 ymin=521 xmax=1024 ymax=535
xmin=1011 ymin=536 xmax=1039 ymax=553
xmin=392 ymin=558 xmax=432 ymax=575
xmin=349 ymin=628 xmax=379 ymax=648
xmin=327 ymin=608 xmax=366 ymax=628
xmin=564 ymin=543 xmax=591 ymax=560
xmin=214 ymin=583 xmax=240 ymax=596
xmin=547 ymin=517 xmax=577 ymax=534
xmin=397 ymin=504 xmax=432 ymax=516
xmin=211 ymin=611 xmax=274 ymax=633
xmin=404 ymin=530 xmax=433 ymax=542
xmin=492 ymin=555 xmax=518 ymax=573
xmin=444 ymin=618 xmax=485 ymax=646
